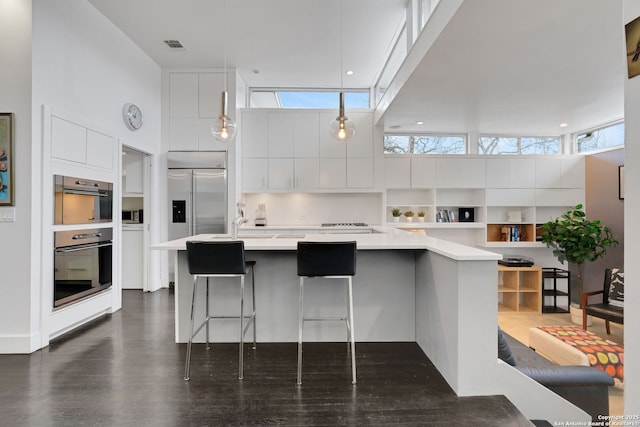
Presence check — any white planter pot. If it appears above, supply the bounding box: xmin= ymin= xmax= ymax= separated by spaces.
xmin=405 ymin=217 xmax=413 ymax=223
xmin=570 ymin=305 xmax=592 ymax=326
xmin=393 ymin=217 xmax=400 ymax=223
xmin=418 ymin=217 xmax=425 ymax=222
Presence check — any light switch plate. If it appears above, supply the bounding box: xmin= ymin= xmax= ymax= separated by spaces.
xmin=0 ymin=207 xmax=16 ymax=222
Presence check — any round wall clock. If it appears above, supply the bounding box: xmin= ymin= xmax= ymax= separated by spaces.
xmin=122 ymin=103 xmax=143 ymax=131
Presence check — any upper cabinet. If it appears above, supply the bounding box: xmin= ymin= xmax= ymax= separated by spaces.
xmin=168 ymin=71 xmax=232 ymax=151
xmin=436 ymin=158 xmax=485 ymax=188
xmin=241 ymin=109 xmax=374 ymax=192
xmin=535 ymin=157 xmax=585 ymax=188
xmin=51 ymin=117 xmax=115 ymax=170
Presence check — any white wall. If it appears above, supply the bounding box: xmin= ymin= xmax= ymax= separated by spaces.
xmin=623 ymin=0 xmax=640 ymax=415
xmin=0 ymin=0 xmax=163 ymax=353
xmin=0 ymin=0 xmax=33 ymax=353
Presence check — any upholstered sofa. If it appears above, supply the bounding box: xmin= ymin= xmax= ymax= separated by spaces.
xmin=498 ymin=328 xmax=614 ymax=421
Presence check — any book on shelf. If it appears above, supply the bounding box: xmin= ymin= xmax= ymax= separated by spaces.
xmin=501 ymin=225 xmax=523 ymax=242
xmin=436 ymin=209 xmax=456 ymax=223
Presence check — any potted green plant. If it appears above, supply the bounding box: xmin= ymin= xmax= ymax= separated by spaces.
xmin=391 ymin=208 xmax=402 ymax=223
xmin=540 ymin=204 xmax=618 ymax=323
xmin=417 ymin=211 xmax=426 ymax=223
xmin=404 ymin=210 xmax=414 ymax=223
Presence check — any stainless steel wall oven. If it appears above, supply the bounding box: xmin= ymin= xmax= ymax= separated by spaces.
xmin=54 ymin=175 xmax=113 ymax=225
xmin=54 ymin=228 xmax=113 ymax=308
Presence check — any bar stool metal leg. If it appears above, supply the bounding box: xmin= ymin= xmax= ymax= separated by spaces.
xmin=297 ymin=276 xmax=304 ymax=385
xmin=184 ymin=276 xmax=199 ymax=381
xmin=250 ymin=264 xmax=257 ymax=349
xmin=239 ymin=276 xmax=245 ymax=379
xmin=348 ymin=276 xmax=356 ymax=384
xmin=205 ymin=278 xmax=211 ymax=351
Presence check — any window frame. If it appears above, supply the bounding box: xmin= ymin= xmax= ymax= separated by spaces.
xmin=477 ymin=135 xmax=561 ymax=155
xmin=248 ymin=87 xmax=371 ymax=109
xmin=573 ymin=120 xmax=625 ymax=154
xmin=383 ymin=133 xmax=468 ymax=155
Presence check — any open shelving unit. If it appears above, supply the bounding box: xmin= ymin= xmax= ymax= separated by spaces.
xmin=498 ymin=264 xmax=542 ymax=313
xmin=541 ymin=267 xmax=570 ymax=313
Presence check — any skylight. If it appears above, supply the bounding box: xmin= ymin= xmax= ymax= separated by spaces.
xmin=250 ymin=90 xmax=370 ymax=109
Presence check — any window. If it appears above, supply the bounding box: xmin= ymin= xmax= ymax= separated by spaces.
xmin=249 ymin=89 xmax=369 ymax=109
xmin=384 ymin=134 xmax=466 ymax=154
xmin=576 ymin=122 xmax=624 ymax=153
xmin=478 ymin=136 xmax=560 ymax=155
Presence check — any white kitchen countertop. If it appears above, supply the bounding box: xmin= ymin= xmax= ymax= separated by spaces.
xmin=152 ymin=226 xmax=501 ymax=262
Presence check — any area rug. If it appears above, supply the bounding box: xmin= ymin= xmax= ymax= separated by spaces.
xmin=536 ymin=325 xmax=624 ymax=385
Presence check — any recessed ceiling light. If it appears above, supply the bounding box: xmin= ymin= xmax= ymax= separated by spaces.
xmin=416 ymin=121 xmax=424 ymax=125
xmin=389 ymin=125 xmax=402 ymax=129
xmin=560 ymin=123 xmax=568 ymax=127
xmin=345 ymin=70 xmax=354 ymax=75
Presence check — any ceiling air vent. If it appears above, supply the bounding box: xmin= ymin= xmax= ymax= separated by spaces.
xmin=164 ymin=40 xmax=185 ymax=49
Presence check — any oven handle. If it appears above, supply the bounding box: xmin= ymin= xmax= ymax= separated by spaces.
xmin=62 ymin=188 xmax=109 ymax=197
xmin=55 ymin=242 xmax=113 ymax=253
xmin=72 ymin=232 xmax=104 ymax=240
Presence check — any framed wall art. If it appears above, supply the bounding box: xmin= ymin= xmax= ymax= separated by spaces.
xmin=625 ymin=15 xmax=640 ymax=78
xmin=619 ymin=165 xmax=625 ymax=200
xmin=0 ymin=113 xmax=14 ymax=206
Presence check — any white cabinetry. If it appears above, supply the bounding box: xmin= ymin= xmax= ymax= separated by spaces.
xmin=123 ymin=150 xmax=144 ymax=194
xmin=486 ymin=158 xmax=535 ymax=188
xmin=385 ymin=157 xmax=411 ymax=188
xmin=52 ymin=118 xmax=86 ymax=164
xmin=296 ymin=158 xmax=320 ymax=189
xmin=122 ymin=228 xmax=144 ymax=290
xmin=319 ymin=158 xmax=346 ymax=188
xmin=436 ymin=158 xmax=485 ymax=188
xmin=535 ymin=158 xmax=583 ymax=189
xmin=242 ymin=111 xmax=269 ymax=158
xmin=384 ymin=155 xmax=585 ymax=247
xmin=241 ymin=109 xmax=374 ymax=192
xmin=242 ymin=158 xmax=269 ymax=190
xmin=268 ymin=158 xmax=294 ymax=189
xmin=411 ymin=158 xmax=437 ymax=188
xmin=51 ymin=117 xmax=115 ymax=170
xmin=168 ymin=72 xmax=230 ymax=151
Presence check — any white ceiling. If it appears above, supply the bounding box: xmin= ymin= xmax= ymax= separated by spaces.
xmin=88 ymin=0 xmax=625 ymax=136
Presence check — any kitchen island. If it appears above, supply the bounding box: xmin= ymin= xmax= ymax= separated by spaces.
xmin=153 ymin=227 xmax=590 ymax=422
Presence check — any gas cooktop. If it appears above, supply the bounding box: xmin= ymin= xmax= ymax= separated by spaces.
xmin=321 ymin=222 xmax=369 ymax=227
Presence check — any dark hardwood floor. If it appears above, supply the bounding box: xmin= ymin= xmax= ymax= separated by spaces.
xmin=0 ymin=290 xmax=535 ymax=426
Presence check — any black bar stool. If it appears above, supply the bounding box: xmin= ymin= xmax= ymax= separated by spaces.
xmin=296 ymin=241 xmax=357 ymax=385
xmin=184 ymin=240 xmax=256 ymax=381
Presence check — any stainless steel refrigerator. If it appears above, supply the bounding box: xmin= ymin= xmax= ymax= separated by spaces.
xmin=168 ymin=151 xmax=227 ymax=244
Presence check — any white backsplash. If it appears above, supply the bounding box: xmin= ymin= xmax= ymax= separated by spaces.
xmin=242 ymin=193 xmax=383 ymax=226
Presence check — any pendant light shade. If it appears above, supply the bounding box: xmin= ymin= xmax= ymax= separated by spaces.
xmin=329 ymin=0 xmax=355 ymax=142
xmin=211 ymin=91 xmax=237 ymax=142
xmin=211 ymin=0 xmax=236 ymax=143
xmin=329 ymin=92 xmax=356 ymax=142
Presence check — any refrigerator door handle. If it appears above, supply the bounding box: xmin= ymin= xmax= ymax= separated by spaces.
xmin=189 ymin=172 xmax=195 ymax=236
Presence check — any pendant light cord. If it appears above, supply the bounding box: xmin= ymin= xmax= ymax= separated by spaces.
xmin=339 ymin=0 xmax=343 ymax=91
xmin=223 ymin=0 xmax=228 ymax=93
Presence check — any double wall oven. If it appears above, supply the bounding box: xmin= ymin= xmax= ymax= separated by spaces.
xmin=53 ymin=175 xmax=114 ymax=309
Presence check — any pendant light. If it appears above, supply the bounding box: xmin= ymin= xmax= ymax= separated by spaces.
xmin=211 ymin=0 xmax=237 ymax=142
xmin=329 ymin=0 xmax=356 ymax=142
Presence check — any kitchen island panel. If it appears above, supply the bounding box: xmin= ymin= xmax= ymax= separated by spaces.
xmin=173 ymin=249 xmax=417 ymax=343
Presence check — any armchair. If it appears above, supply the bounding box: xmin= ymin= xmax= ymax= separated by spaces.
xmin=582 ymin=268 xmax=624 ymax=334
